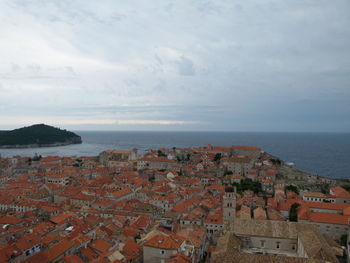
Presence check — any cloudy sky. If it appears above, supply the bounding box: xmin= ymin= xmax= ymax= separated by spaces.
xmin=0 ymin=0 xmax=349 ymax=132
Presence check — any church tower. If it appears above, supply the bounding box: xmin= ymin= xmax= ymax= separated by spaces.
xmin=223 ymin=186 xmax=236 ymax=223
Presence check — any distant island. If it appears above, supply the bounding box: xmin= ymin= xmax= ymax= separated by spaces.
xmin=0 ymin=124 xmax=82 ymax=148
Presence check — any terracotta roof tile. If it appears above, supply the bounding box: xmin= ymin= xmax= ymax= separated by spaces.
xmin=144 ymin=234 xmax=185 ymax=250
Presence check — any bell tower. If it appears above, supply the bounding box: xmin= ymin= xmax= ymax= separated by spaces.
xmin=223 ymin=186 xmax=236 ymax=223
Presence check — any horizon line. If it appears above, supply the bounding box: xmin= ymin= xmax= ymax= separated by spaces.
xmin=71 ymin=129 xmax=350 ymax=134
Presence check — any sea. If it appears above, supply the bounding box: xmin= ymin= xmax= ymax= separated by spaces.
xmin=0 ymin=131 xmax=349 ymax=179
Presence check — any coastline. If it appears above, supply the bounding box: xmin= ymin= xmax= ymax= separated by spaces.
xmin=0 ymin=131 xmax=349 ymax=179
xmin=0 ymin=141 xmax=82 ymax=149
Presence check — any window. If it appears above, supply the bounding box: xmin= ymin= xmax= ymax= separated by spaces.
xmin=260 ymin=240 xmax=265 ymax=248
xmin=160 ymin=250 xmax=165 ymax=255
xmin=276 ymin=242 xmax=280 ymax=249
xmin=292 ymin=245 xmax=296 ymax=250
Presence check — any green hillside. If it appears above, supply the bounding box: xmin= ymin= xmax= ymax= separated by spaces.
xmin=0 ymin=124 xmax=82 ymax=147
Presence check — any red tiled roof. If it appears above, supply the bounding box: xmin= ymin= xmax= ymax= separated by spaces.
xmin=62 ymin=254 xmax=85 ymax=263
xmin=88 ymin=239 xmax=112 ymax=254
xmin=232 ymin=145 xmax=261 ymax=151
xmin=301 ymin=211 xmax=350 ymax=225
xmin=15 ymin=233 xmax=41 ymax=251
xmin=331 ymin=186 xmax=350 ymax=198
xmin=204 ymin=213 xmax=223 ymax=224
xmin=122 ymin=240 xmax=142 ymax=259
xmin=23 ymin=238 xmax=76 ymax=263
xmin=144 ymin=234 xmax=185 ymax=250
xmin=277 ymin=199 xmax=303 ymax=212
xmin=304 ymin=201 xmax=349 ymax=211
xmin=166 ymin=253 xmax=191 ymax=263
xmin=72 ymin=193 xmax=95 ymax=201
xmin=111 ymin=188 xmax=132 ymax=198
xmin=0 ymin=216 xmax=23 ymax=225
xmin=50 ymin=212 xmax=77 ymax=224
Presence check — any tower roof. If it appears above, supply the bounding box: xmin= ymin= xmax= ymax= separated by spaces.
xmin=225 ymin=186 xmax=234 ymax=193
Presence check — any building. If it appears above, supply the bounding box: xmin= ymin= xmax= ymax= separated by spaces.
xmin=226 ymin=156 xmax=254 ymax=176
xmin=298 ymin=206 xmax=350 ymax=240
xmin=231 ymin=145 xmax=262 ymax=157
xmin=302 ymin=192 xmax=336 ymax=203
xmin=330 ymin=186 xmax=350 ymax=204
xmin=261 ymin=179 xmax=274 ymax=195
xmin=143 ymin=234 xmax=186 ymax=263
xmin=137 ymin=157 xmax=177 ymax=171
xmin=204 ymin=214 xmax=224 ymax=234
xmin=98 ymin=149 xmax=137 ymax=167
xmin=211 ymin=219 xmax=339 ymax=263
xmin=45 ymin=173 xmax=69 ymax=186
xmin=223 ymin=186 xmax=236 ymax=223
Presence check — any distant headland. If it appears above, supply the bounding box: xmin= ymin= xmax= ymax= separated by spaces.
xmin=0 ymin=124 xmax=82 ymax=148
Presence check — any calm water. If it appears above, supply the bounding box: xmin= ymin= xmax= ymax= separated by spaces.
xmin=1 ymin=131 xmax=349 ymax=179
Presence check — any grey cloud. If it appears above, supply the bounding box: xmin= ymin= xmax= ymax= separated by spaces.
xmin=154 ymin=79 xmax=167 ymax=93
xmin=176 ymin=56 xmax=196 ymax=76
xmin=154 ymin=55 xmax=163 ymax=65
xmin=0 ymin=0 xmax=349 ymax=131
xmin=27 ymin=64 xmax=41 ymax=72
xmin=1 ymin=64 xmax=77 ymax=80
xmin=10 ymin=64 xmax=21 ymax=73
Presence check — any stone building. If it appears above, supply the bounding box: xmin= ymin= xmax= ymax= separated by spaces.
xmin=226 ymin=156 xmax=254 ymax=176
xmin=211 ymin=219 xmax=340 ymax=263
xmin=98 ymin=149 xmax=137 ymax=167
xmin=231 ymin=145 xmax=262 ymax=157
xmin=143 ymin=234 xmax=187 ymax=263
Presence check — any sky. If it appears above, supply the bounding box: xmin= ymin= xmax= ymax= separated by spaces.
xmin=0 ymin=0 xmax=349 ymax=132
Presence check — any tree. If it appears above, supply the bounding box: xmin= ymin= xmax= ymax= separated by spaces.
xmin=270 ymin=158 xmax=282 ymax=165
xmin=225 ymin=170 xmax=233 ymax=176
xmin=157 ymin=150 xmax=167 ymax=157
xmin=234 ymin=179 xmax=262 ymax=194
xmin=214 ymin=153 xmax=222 ymax=163
xmin=320 ymin=184 xmax=330 ymax=194
xmin=340 ymin=234 xmax=348 ymax=246
xmin=285 ymin=185 xmax=299 ymax=195
xmin=341 ymin=185 xmax=350 ymax=192
xmin=289 ymin=203 xmax=300 ymax=222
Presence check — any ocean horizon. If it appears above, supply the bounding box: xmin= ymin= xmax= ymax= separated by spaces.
xmin=1 ymin=131 xmax=349 ymax=179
